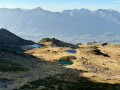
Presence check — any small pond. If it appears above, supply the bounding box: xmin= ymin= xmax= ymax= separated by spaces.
xmin=29 ymin=44 xmax=41 ymax=48
xmin=65 ymin=50 xmax=76 ymax=53
xmin=54 ymin=60 xmax=73 ymax=65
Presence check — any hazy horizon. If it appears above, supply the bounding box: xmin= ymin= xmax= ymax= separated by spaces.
xmin=0 ymin=0 xmax=120 ymax=12
xmin=0 ymin=7 xmax=120 ymax=13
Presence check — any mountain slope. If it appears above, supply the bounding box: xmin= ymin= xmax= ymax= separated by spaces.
xmin=0 ymin=28 xmax=35 ymax=45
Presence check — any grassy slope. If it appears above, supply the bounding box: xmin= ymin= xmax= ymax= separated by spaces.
xmin=0 ymin=58 xmax=28 ymax=72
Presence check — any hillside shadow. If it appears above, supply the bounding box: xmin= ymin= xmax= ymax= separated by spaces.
xmin=19 ymin=62 xmax=120 ymax=90
xmin=18 ymin=53 xmax=120 ymax=90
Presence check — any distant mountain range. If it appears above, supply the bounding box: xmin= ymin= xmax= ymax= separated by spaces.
xmin=0 ymin=7 xmax=120 ymax=43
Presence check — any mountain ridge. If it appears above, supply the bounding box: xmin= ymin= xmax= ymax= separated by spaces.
xmin=0 ymin=28 xmax=35 ymax=45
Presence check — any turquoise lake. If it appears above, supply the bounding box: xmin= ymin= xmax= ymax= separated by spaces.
xmin=54 ymin=60 xmax=73 ymax=65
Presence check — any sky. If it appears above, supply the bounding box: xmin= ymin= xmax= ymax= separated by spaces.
xmin=0 ymin=0 xmax=120 ymax=12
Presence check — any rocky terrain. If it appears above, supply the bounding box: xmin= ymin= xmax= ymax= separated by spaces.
xmin=0 ymin=48 xmax=70 ymax=90
xmin=24 ymin=38 xmax=120 ymax=89
xmin=0 ymin=36 xmax=120 ymax=89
